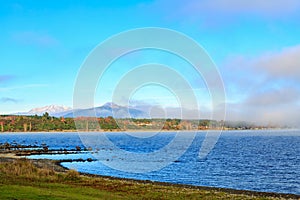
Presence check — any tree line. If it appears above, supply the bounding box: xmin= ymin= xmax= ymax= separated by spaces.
xmin=0 ymin=112 xmax=275 ymax=132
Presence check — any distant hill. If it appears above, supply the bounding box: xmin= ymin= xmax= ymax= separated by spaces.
xmin=64 ymin=102 xmax=148 ymax=118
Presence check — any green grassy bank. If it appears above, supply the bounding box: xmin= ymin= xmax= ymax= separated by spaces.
xmin=0 ymin=159 xmax=297 ymax=200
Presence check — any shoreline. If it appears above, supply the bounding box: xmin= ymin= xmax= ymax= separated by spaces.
xmin=72 ymin=167 xmax=300 ymax=199
xmin=1 ymin=154 xmax=299 ymax=199
xmin=0 ymin=128 xmax=299 ymax=134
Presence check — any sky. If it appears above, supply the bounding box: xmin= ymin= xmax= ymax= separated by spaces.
xmin=1 ymin=0 xmax=300 ymax=126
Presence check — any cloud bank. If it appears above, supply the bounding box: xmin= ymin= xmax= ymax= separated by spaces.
xmin=224 ymin=45 xmax=300 ymax=127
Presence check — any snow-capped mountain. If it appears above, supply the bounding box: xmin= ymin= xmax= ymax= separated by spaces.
xmin=28 ymin=105 xmax=72 ymax=115
xmin=14 ymin=105 xmax=72 ymax=116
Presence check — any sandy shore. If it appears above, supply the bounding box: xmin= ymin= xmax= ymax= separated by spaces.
xmin=0 ymin=153 xmax=20 ymax=159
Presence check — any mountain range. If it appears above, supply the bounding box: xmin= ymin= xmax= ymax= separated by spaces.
xmin=14 ymin=103 xmax=149 ymax=118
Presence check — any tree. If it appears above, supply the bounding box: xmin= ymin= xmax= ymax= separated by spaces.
xmin=43 ymin=112 xmax=50 ymax=119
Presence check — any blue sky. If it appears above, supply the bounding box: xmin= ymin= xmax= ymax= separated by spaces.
xmin=1 ymin=0 xmax=300 ymax=126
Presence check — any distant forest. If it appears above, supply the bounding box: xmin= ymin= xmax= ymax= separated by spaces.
xmin=0 ymin=112 xmax=278 ymax=132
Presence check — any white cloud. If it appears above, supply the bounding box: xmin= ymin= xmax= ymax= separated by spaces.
xmin=0 ymin=84 xmax=48 ymax=92
xmin=0 ymin=97 xmax=19 ymax=103
xmin=255 ymin=45 xmax=300 ymax=79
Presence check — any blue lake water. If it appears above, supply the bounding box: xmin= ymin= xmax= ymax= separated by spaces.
xmin=0 ymin=130 xmax=299 ymax=195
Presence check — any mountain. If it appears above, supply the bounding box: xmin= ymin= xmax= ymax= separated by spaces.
xmin=29 ymin=105 xmax=72 ymax=115
xmin=63 ymin=102 xmax=148 ymax=118
xmin=14 ymin=105 xmax=72 ymax=117
xmin=12 ymin=102 xmax=198 ymax=119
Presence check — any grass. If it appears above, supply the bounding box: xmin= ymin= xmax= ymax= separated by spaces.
xmin=0 ymin=159 xmax=292 ymax=200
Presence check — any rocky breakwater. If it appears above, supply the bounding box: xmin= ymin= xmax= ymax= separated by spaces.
xmin=0 ymin=142 xmax=95 ymax=171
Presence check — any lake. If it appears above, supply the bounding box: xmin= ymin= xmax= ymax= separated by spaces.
xmin=1 ymin=130 xmax=299 ymax=195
